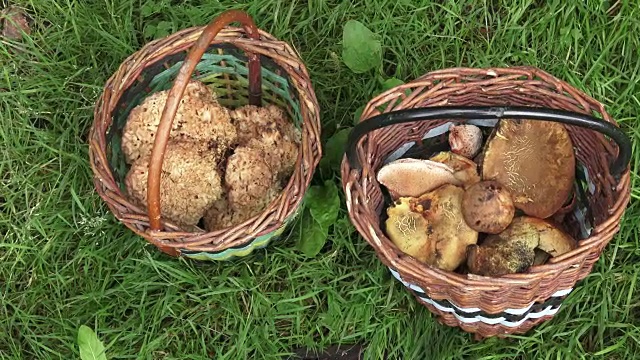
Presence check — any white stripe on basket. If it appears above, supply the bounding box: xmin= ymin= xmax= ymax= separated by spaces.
xmin=389 ymin=268 xmax=572 ymax=318
xmin=418 ymin=295 xmax=562 ymax=327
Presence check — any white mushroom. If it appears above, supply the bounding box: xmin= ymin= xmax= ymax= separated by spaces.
xmin=449 ymin=124 xmax=483 ymax=159
xmin=377 ymin=158 xmax=462 ymax=199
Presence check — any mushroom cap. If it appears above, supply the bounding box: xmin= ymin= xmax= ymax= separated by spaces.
xmin=429 ymin=151 xmax=481 ymax=187
xmin=466 ymin=215 xmax=577 ymax=276
xmin=230 ymin=104 xmax=301 ymax=180
xmin=122 ymin=80 xmax=237 ymax=164
xmin=461 ymin=180 xmax=515 ymax=234
xmin=385 ymin=184 xmax=479 ymax=271
xmin=202 ymin=187 xmax=280 ymax=231
xmin=124 ymin=141 xmax=223 ymax=228
xmin=481 ymin=119 xmax=575 ymax=219
xmin=225 ymin=144 xmax=279 ymax=209
xmin=467 ymin=235 xmax=536 ymax=277
xmin=377 ymin=158 xmax=462 ymax=199
xmin=504 ymin=216 xmax=578 ymax=257
xmin=449 ymin=124 xmax=483 ymax=159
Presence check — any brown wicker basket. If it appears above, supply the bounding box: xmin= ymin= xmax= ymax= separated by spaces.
xmin=341 ymin=66 xmax=632 ymax=338
xmin=89 ymin=10 xmax=321 ymax=261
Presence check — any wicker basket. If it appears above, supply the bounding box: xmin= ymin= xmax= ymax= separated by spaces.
xmin=89 ymin=10 xmax=321 ymax=261
xmin=341 ymin=67 xmax=632 ymax=338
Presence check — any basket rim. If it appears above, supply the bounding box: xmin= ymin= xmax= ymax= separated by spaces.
xmin=88 ymin=24 xmax=322 ymax=253
xmin=341 ymin=65 xmax=631 ymax=290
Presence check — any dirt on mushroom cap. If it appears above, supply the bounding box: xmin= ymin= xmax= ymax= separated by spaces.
xmin=466 ymin=215 xmax=577 ymax=276
xmin=481 ymin=119 xmax=575 ymax=219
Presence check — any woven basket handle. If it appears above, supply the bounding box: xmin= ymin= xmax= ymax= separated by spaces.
xmin=345 ymin=106 xmax=631 ymax=182
xmin=147 ymin=10 xmax=262 ymax=231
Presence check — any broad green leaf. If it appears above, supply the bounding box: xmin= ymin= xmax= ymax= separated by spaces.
xmin=341 ymin=20 xmax=382 ymax=73
xmin=142 ymin=24 xmax=156 ymax=39
xmin=380 ymin=77 xmax=404 ymax=92
xmin=140 ymin=4 xmax=155 ymax=17
xmin=322 ymin=128 xmax=352 ymax=171
xmin=305 ymin=180 xmax=341 ymax=229
xmin=78 ymin=325 xmax=107 ymax=360
xmin=296 ymin=211 xmax=329 ymax=258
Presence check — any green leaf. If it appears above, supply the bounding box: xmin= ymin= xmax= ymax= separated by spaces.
xmin=341 ymin=20 xmax=382 ymax=73
xmin=380 ymin=77 xmax=404 ymax=92
xmin=296 ymin=211 xmax=329 ymax=258
xmin=353 ymin=105 xmax=365 ymax=125
xmin=322 ymin=128 xmax=352 ymax=171
xmin=140 ymin=4 xmax=155 ymax=17
xmin=78 ymin=325 xmax=107 ymax=360
xmin=305 ymin=180 xmax=341 ymax=229
xmin=142 ymin=24 xmax=156 ymax=39
xmin=295 ymin=181 xmax=341 ymax=257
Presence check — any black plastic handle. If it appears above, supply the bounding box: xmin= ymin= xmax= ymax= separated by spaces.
xmin=346 ymin=106 xmax=631 ymax=182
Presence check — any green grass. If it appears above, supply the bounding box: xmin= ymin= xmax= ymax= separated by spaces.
xmin=2 ymin=0 xmax=640 ymax=358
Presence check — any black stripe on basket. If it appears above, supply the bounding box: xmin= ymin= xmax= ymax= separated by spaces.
xmin=409 ymin=288 xmax=566 ymax=321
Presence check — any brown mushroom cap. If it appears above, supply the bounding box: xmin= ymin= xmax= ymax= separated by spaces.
xmin=466 ymin=215 xmax=577 ymax=276
xmin=385 ymin=184 xmax=478 ymax=271
xmin=461 ymin=180 xmax=515 ymax=234
xmin=377 ymin=158 xmax=462 ymax=199
xmin=467 ymin=235 xmax=536 ymax=277
xmin=429 ymin=151 xmax=481 ymax=187
xmin=481 ymin=119 xmax=575 ymax=219
xmin=505 ymin=216 xmax=578 ymax=257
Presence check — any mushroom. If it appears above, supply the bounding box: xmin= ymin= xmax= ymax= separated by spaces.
xmin=121 ymin=79 xmax=237 ymax=164
xmin=429 ymin=151 xmax=481 ymax=187
xmin=533 ymin=249 xmax=550 ymax=266
xmin=449 ymin=124 xmax=483 ymax=159
xmin=202 ymin=188 xmax=279 ymax=231
xmin=229 ymin=104 xmax=301 ymax=179
xmin=461 ymin=180 xmax=515 ymax=234
xmin=377 ymin=158 xmax=461 ymax=199
xmin=225 ymin=144 xmax=280 ymax=209
xmin=466 ymin=216 xmax=578 ymax=276
xmin=480 ymin=119 xmax=575 ymax=219
xmin=124 ymin=141 xmax=224 ymax=228
xmin=385 ymin=184 xmax=479 ymax=271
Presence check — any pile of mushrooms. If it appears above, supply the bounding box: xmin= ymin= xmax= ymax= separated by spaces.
xmin=378 ymin=121 xmax=578 ymax=276
xmin=121 ymin=79 xmax=300 ymax=230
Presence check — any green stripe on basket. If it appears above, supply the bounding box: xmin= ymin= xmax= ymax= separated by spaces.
xmin=180 ymin=212 xmax=296 ymax=261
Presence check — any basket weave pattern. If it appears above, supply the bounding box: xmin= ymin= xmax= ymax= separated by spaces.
xmin=341 ymin=66 xmax=631 ymax=337
xmin=89 ymin=19 xmax=321 ymax=256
